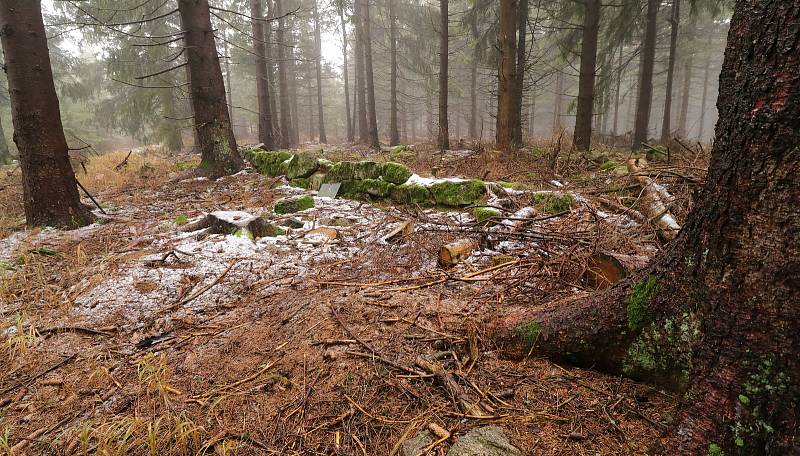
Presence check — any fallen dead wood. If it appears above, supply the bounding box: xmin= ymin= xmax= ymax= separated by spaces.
xmin=439 ymin=239 xmax=477 ymax=266
xmin=383 ymin=221 xmax=414 ymax=243
xmin=627 ymin=159 xmax=681 ymax=240
xmin=583 ymin=252 xmax=650 ymax=290
xmin=415 ymin=355 xmax=487 ymax=416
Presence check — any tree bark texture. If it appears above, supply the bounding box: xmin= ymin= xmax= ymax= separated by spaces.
xmin=0 ymin=0 xmax=92 ymax=228
xmin=274 ymin=0 xmax=294 ymax=148
xmin=632 ymin=0 xmax=658 ymax=149
xmin=389 ymin=0 xmax=400 ymax=146
xmin=178 ymin=0 xmax=243 ymax=177
xmin=313 ymin=0 xmax=327 ymax=143
xmin=252 ymin=0 xmax=276 ymax=149
xmin=438 ymin=0 xmax=450 ymax=151
xmin=661 ymin=0 xmax=681 ymax=143
xmin=573 ymin=0 xmax=601 ymax=151
xmin=339 ymin=0 xmax=353 ymax=142
xmin=492 ymin=1 xmax=800 ymax=453
xmin=360 ymin=0 xmax=380 ymax=149
xmin=495 ymin=0 xmax=517 ymax=151
xmin=512 ymin=0 xmax=528 ymax=145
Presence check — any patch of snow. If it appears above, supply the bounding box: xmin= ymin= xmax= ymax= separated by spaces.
xmin=406 ymin=174 xmax=468 ymax=186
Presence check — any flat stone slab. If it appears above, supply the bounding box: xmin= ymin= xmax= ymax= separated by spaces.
xmin=446 ymin=426 xmax=522 ymax=456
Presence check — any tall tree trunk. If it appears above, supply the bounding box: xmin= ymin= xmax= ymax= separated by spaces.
xmin=359 ymin=0 xmax=380 ymax=149
xmin=389 ymin=0 xmax=400 ymax=146
xmin=495 ymin=0 xmax=517 ymax=151
xmin=468 ymin=14 xmax=480 ymax=140
xmin=275 ymin=0 xmax=294 ymax=148
xmin=553 ymin=70 xmax=564 ymax=133
xmin=698 ymin=34 xmax=713 ymax=142
xmin=178 ymin=0 xmax=243 ymax=177
xmin=613 ymin=45 xmax=623 ymax=138
xmin=338 ymin=0 xmax=354 ymax=143
xmin=438 ymin=0 xmax=450 ymax=151
xmin=677 ymin=51 xmax=693 ymax=138
xmin=660 ymin=0 xmax=681 ymax=143
xmin=512 ymin=0 xmax=528 ymax=146
xmin=289 ymin=33 xmax=300 ymax=147
xmin=494 ymin=1 xmax=800 ymax=453
xmin=223 ymin=36 xmax=234 ymax=134
xmin=252 ymin=0 xmax=276 ymax=149
xmin=0 ymin=114 xmax=11 ymax=165
xmin=313 ymin=0 xmax=327 ymax=143
xmin=527 ymin=91 xmax=536 ymax=137
xmin=265 ymin=0 xmax=280 ymax=142
xmin=632 ymin=0 xmax=658 ymax=149
xmin=0 ymin=0 xmax=91 ymax=228
xmin=573 ymin=0 xmax=601 ymax=151
xmin=354 ymin=17 xmax=368 ymax=144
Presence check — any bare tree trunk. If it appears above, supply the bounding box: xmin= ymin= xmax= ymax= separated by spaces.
xmin=613 ymin=45 xmax=623 ymax=138
xmin=265 ymin=0 xmax=280 ymax=141
xmin=698 ymin=33 xmax=713 ymax=142
xmin=677 ymin=52 xmax=693 ymax=139
xmin=573 ymin=0 xmax=601 ymax=151
xmin=274 ymin=0 xmax=294 ymax=148
xmin=527 ymin=91 xmax=536 ymax=137
xmin=494 ymin=1 xmax=800 ymax=452
xmin=223 ymin=36 xmax=234 ymax=133
xmin=338 ymin=0 xmax=353 ymax=143
xmin=389 ymin=0 xmax=400 ymax=146
xmin=0 ymin=0 xmax=91 ymax=227
xmin=313 ymin=0 xmax=327 ymax=143
xmin=512 ymin=0 xmax=528 ymax=146
xmin=252 ymin=0 xmax=276 ymax=149
xmin=178 ymin=0 xmax=243 ymax=177
xmin=632 ymin=0 xmax=658 ymax=149
xmin=360 ymin=0 xmax=380 ymax=149
xmin=438 ymin=0 xmax=450 ymax=151
xmin=354 ymin=13 xmax=368 ymax=144
xmin=495 ymin=0 xmax=517 ymax=151
xmin=553 ymin=70 xmax=564 ymax=133
xmin=660 ymin=0 xmax=681 ymax=143
xmin=468 ymin=14 xmax=480 ymax=140
xmin=0 ymin=114 xmax=10 ymax=165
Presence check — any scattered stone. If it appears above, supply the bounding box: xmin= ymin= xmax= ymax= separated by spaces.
xmin=286 ymin=154 xmax=319 ymax=179
xmin=473 ymin=207 xmax=501 ymax=224
xmin=429 ymin=180 xmax=487 ymax=206
xmin=290 ymin=178 xmax=311 ymax=189
xmin=446 ymin=426 xmax=522 ymax=456
xmin=181 ymin=211 xmax=284 ymax=239
xmin=309 ymin=171 xmax=327 ymax=191
xmin=274 ymin=195 xmax=315 ymax=214
xmin=319 ymin=216 xmax=354 ymax=227
xmin=278 ymin=218 xmax=305 ymax=229
xmin=390 ymin=184 xmax=434 ymax=206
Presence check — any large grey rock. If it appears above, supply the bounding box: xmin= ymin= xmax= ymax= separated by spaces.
xmin=446 ymin=426 xmax=522 ymax=456
xmin=402 ymin=430 xmax=434 ymax=456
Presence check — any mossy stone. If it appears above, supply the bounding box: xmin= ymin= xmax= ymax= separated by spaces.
xmin=361 ymin=179 xmax=395 ymax=197
xmin=251 ymin=150 xmax=293 ymax=176
xmin=286 ymin=154 xmax=320 ymax=179
xmin=309 ymin=171 xmax=327 ymax=191
xmin=274 ymin=195 xmax=315 ymax=214
xmin=381 ymin=162 xmax=412 ymax=184
xmin=289 ymin=178 xmax=311 ymax=190
xmin=317 ymin=158 xmax=334 ymax=172
xmin=429 ymin=180 xmax=487 ymax=207
xmin=473 ymin=207 xmax=501 ymax=224
xmin=279 ymin=218 xmax=305 ymax=229
xmin=533 ymin=192 xmax=574 ymax=214
xmin=390 ymin=184 xmax=434 ymax=206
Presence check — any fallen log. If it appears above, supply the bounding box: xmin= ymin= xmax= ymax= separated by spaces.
xmin=627 ymin=159 xmax=681 ymax=241
xmin=583 ymin=252 xmax=650 ymax=290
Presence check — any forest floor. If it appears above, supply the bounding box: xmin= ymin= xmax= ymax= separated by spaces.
xmin=0 ymin=140 xmax=709 ymax=455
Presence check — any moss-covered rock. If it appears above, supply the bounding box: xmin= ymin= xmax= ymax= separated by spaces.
xmin=289 ymin=178 xmax=311 ymax=190
xmin=309 ymin=171 xmax=327 ymax=191
xmin=361 ymin=179 xmax=395 ymax=197
xmin=317 ymin=158 xmax=334 ymax=172
xmin=380 ymin=162 xmax=412 ymax=184
xmin=251 ymin=150 xmax=292 ymax=176
xmin=389 ymin=145 xmax=414 ymax=163
xmin=286 ymin=154 xmax=319 ymax=179
xmin=533 ymin=192 xmax=574 ymax=214
xmin=390 ymin=184 xmax=434 ymax=206
xmin=274 ymin=195 xmax=314 ymax=214
xmin=473 ymin=206 xmax=501 ymax=224
xmin=324 ymin=161 xmax=382 ymax=183
xmin=429 ymin=180 xmax=487 ymax=207
xmin=279 ymin=218 xmax=305 ymax=229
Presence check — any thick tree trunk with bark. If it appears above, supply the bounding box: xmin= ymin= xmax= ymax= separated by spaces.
xmin=573 ymin=0 xmax=601 ymax=151
xmin=698 ymin=33 xmax=714 ymax=141
xmin=337 ymin=1 xmax=353 ymax=143
xmin=275 ymin=0 xmax=294 ymax=148
xmin=313 ymin=0 xmax=326 ymax=143
xmin=389 ymin=0 xmax=400 ymax=146
xmin=178 ymin=0 xmax=243 ymax=177
xmin=252 ymin=0 xmax=276 ymax=149
xmin=512 ymin=0 xmax=528 ymax=146
xmin=0 ymin=0 xmax=92 ymax=228
xmin=265 ymin=0 xmax=279 ymax=140
xmin=354 ymin=12 xmax=368 ymax=144
xmin=677 ymin=51 xmax=693 ymax=139
xmin=495 ymin=0 xmax=517 ymax=151
xmin=0 ymin=114 xmax=10 ymax=165
xmin=360 ymin=0 xmax=380 ymax=149
xmin=438 ymin=0 xmax=450 ymax=151
xmin=632 ymin=0 xmax=658 ymax=150
xmin=468 ymin=14 xmax=480 ymax=140
xmin=492 ymin=1 xmax=800 ymax=453
xmin=613 ymin=45 xmax=623 ymax=137
xmin=660 ymin=0 xmax=681 ymax=144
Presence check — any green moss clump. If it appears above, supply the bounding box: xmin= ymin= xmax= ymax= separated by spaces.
xmin=600 ymin=160 xmax=619 ymax=171
xmin=251 ymin=150 xmax=293 ymax=176
xmin=260 ymin=224 xmax=287 ymax=237
xmin=497 ymin=181 xmax=527 ymax=190
xmin=390 ymin=184 xmax=434 ymax=206
xmin=176 ymin=161 xmax=198 ymax=171
xmin=381 ymin=162 xmax=412 ymax=184
xmin=707 ymin=443 xmax=726 ymax=456
xmin=233 ymin=228 xmax=255 ymax=240
xmin=473 ymin=207 xmax=501 ymax=224
xmin=361 ymin=179 xmax=395 ymax=197
xmin=317 ymin=158 xmax=334 ymax=172
xmin=534 ymin=192 xmax=574 ymax=214
xmin=429 ymin=180 xmax=487 ymax=207
xmin=274 ymin=195 xmax=315 ymax=214
xmin=174 ymin=214 xmax=189 ymax=226
xmin=289 ymin=178 xmax=311 ymax=190
xmin=324 ymin=162 xmax=356 ymax=182
xmin=516 ymin=320 xmax=542 ymax=346
xmin=286 ymin=154 xmax=320 ymax=179
xmin=389 ymin=145 xmax=414 ymax=163
xmin=627 ymin=276 xmax=658 ymax=331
